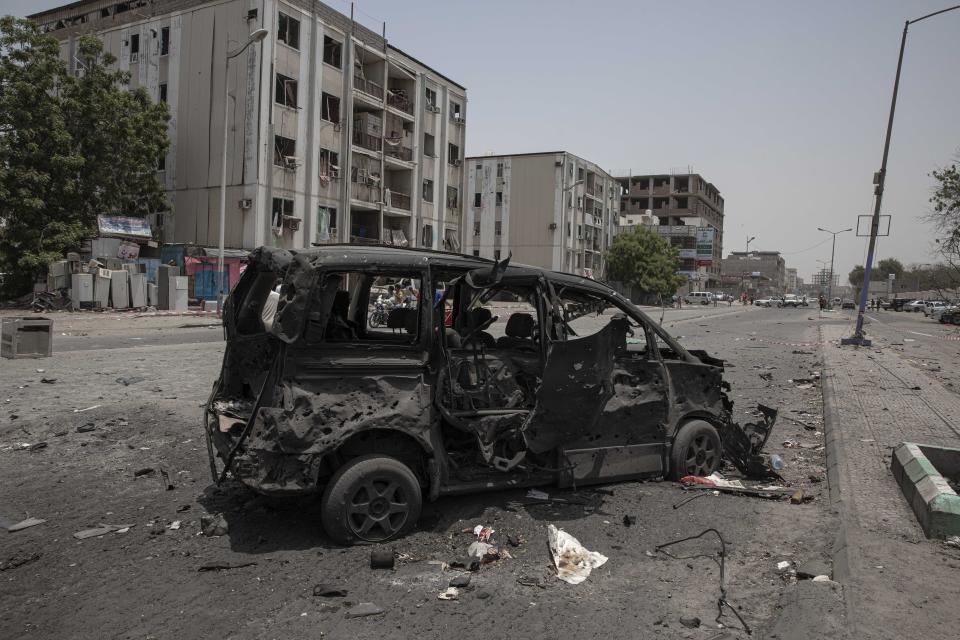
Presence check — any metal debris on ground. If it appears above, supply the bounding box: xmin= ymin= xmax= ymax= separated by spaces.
xmin=197 ymin=562 xmax=257 ymax=572
xmin=312 ymin=584 xmax=347 ymax=597
xmin=655 ymin=528 xmax=752 ymax=635
xmin=449 ymin=574 xmax=471 ymax=588
xmin=546 ymin=524 xmax=608 ymax=585
xmin=345 ymin=602 xmax=384 ymax=618
xmin=73 ymin=523 xmax=135 ymax=539
xmin=115 ymin=376 xmax=145 ymax=386
xmin=6 ymin=517 xmax=46 ymax=532
xmin=370 ymin=549 xmax=395 ymax=569
xmin=0 ymin=552 xmax=41 ymax=571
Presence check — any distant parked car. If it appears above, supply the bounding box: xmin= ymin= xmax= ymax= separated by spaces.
xmin=932 ymin=304 xmax=957 ymax=322
xmin=891 ymin=298 xmax=913 ymax=312
xmin=924 ymin=301 xmax=948 ymax=317
xmin=841 ymin=299 xmax=856 ymax=309
xmin=684 ymin=291 xmax=714 ymax=305
xmin=755 ymin=297 xmax=774 ymax=308
xmin=905 ymin=300 xmax=927 ymax=313
xmin=782 ymin=294 xmax=805 ymax=308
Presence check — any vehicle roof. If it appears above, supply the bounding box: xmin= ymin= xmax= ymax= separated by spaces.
xmin=280 ymin=245 xmax=616 ymax=296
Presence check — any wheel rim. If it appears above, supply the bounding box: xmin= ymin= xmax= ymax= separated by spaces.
xmin=346 ymin=476 xmax=410 ymax=541
xmin=684 ymin=434 xmax=718 ymax=476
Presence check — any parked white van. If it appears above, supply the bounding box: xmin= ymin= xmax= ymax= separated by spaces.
xmin=684 ymin=291 xmax=714 ymax=305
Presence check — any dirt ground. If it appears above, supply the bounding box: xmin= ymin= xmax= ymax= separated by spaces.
xmin=0 ymin=307 xmax=842 ymax=639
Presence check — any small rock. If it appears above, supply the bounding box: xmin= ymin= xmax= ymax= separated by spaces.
xmin=679 ymin=616 xmax=700 ymax=628
xmin=622 ymin=515 xmax=637 ymax=527
xmin=313 ymin=584 xmax=347 ymax=597
xmin=345 ymin=602 xmax=384 ymax=618
xmin=438 ymin=587 xmax=459 ymax=600
xmin=133 ymin=467 xmax=155 ymax=477
xmin=40 ymin=377 xmax=57 ymax=384
xmin=790 ymin=489 xmax=805 ymax=504
xmin=200 ymin=514 xmax=228 ymax=537
xmin=476 ymin=591 xmax=491 ymax=600
xmin=76 ymin=423 xmax=96 ymax=433
xmin=796 ymin=559 xmax=831 ymax=580
xmin=449 ymin=574 xmax=471 ymax=588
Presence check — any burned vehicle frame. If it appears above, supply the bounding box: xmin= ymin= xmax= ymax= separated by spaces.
xmin=205 ymin=246 xmax=776 ymax=543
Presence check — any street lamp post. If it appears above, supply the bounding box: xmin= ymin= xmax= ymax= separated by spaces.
xmin=558 ymin=176 xmax=584 ymax=274
xmin=217 ymin=28 xmax=268 ymax=314
xmin=745 ymin=235 xmax=756 ymax=254
xmin=818 ymin=227 xmax=852 ymax=307
xmin=845 ymin=4 xmax=960 ymax=345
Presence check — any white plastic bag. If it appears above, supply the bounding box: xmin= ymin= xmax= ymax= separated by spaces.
xmin=547 ymin=524 xmax=608 ymax=584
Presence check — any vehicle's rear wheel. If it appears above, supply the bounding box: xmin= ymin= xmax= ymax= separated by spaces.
xmin=669 ymin=420 xmax=721 ymax=480
xmin=321 ymin=454 xmax=422 ymax=544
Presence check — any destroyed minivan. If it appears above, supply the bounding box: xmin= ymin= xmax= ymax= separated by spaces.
xmin=205 ymin=246 xmax=775 ymax=543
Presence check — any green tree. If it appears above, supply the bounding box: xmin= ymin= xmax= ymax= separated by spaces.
xmin=61 ymin=35 xmax=169 ymax=224
xmin=928 ymin=156 xmax=960 ymax=262
xmin=0 ymin=17 xmax=81 ymax=295
xmin=876 ymin=257 xmax=904 ymax=280
xmin=0 ymin=21 xmax=169 ymax=297
xmin=606 ymin=226 xmax=687 ymax=298
xmin=848 ymin=265 xmax=865 ymax=287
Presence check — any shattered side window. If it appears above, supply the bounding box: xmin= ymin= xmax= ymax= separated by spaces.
xmin=648 ymin=325 xmax=682 ymax=360
xmin=303 ymin=271 xmax=425 ymax=345
xmin=235 ymin=271 xmax=282 ymax=335
xmin=457 ymin=283 xmax=541 ymax=351
xmin=555 ymin=288 xmax=646 ymax=355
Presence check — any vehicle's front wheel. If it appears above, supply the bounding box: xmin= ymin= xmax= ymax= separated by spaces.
xmin=321 ymin=454 xmax=422 ymax=544
xmin=669 ymin=420 xmax=721 ymax=480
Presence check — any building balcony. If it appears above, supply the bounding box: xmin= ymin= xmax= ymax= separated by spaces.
xmin=352 ymin=130 xmax=382 ymax=153
xmin=351 ymin=182 xmax=381 ymax=205
xmin=388 ymin=190 xmax=411 ymax=211
xmin=354 ymin=75 xmax=384 ymax=100
xmin=384 ymin=144 xmax=413 ymax=162
xmin=585 ymin=183 xmax=602 ymax=198
xmin=386 ymin=90 xmax=414 ymax=115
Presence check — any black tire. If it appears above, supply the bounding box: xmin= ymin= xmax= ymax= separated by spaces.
xmin=321 ymin=454 xmax=422 ymax=544
xmin=369 ymin=313 xmax=383 ymax=328
xmin=669 ymin=420 xmax=721 ymax=480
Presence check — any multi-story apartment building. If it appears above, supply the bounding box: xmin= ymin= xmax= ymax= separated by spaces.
xmin=464 ymin=152 xmax=621 ymax=278
xmin=31 ymin=0 xmax=467 ymax=259
xmin=721 ymin=251 xmax=786 ymax=293
xmin=615 ymin=172 xmax=724 ymax=285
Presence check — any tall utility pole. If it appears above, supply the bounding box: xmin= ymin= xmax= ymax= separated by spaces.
xmin=745 ymin=235 xmax=756 ymax=254
xmin=818 ymin=227 xmax=852 ymax=306
xmin=845 ymin=4 xmax=960 ymax=345
xmin=217 ymin=28 xmax=268 ymax=314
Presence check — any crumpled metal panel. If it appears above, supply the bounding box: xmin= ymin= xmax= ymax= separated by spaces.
xmin=246 ymin=375 xmax=428 ymax=456
xmin=522 ymin=321 xmax=621 ymax=453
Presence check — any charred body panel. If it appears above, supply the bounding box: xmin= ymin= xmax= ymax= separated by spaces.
xmin=205 ymin=245 xmax=775 ymax=506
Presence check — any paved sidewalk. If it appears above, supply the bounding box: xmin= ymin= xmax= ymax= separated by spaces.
xmin=820 ymin=323 xmax=960 ymax=639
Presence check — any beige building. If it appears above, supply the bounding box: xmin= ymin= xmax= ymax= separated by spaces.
xmin=464 ymin=152 xmax=621 ymax=278
xmin=31 ymin=0 xmax=467 ymax=254
xmin=615 ymin=172 xmax=724 ymax=285
xmin=721 ymin=251 xmax=786 ymax=293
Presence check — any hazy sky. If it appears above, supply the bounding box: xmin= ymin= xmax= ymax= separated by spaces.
xmin=9 ymin=0 xmax=960 ymax=282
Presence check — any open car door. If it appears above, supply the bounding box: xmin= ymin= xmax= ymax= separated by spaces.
xmin=521 ymin=317 xmax=627 ymax=454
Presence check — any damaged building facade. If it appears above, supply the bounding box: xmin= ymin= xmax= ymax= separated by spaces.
xmin=31 ymin=0 xmax=468 ymax=257
xmin=463 ymin=152 xmax=622 ymax=279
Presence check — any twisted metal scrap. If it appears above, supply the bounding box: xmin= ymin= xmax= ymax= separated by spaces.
xmin=655 ymin=528 xmax=752 ymax=635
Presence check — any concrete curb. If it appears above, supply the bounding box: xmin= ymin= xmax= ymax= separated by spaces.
xmin=890 ymin=442 xmax=960 ymax=538
xmin=817 ymin=325 xmax=854 ymax=586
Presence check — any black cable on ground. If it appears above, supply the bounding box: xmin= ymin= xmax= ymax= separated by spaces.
xmin=655 ymin=528 xmax=752 ymax=635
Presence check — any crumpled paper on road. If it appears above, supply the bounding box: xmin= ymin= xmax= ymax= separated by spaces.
xmin=547 ymin=524 xmax=608 ymax=584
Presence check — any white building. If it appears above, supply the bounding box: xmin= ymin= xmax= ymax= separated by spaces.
xmin=32 ymin=0 xmax=467 ymax=255
xmin=464 ymin=152 xmax=621 ymax=278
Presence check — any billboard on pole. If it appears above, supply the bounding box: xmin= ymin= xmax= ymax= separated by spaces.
xmin=695 ymin=227 xmax=714 ymax=266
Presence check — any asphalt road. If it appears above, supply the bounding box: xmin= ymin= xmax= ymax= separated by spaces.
xmin=0 ymin=306 xmax=845 ymax=639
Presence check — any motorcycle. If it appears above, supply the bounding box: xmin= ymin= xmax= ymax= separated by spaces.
xmin=369 ymin=302 xmax=387 ymax=328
